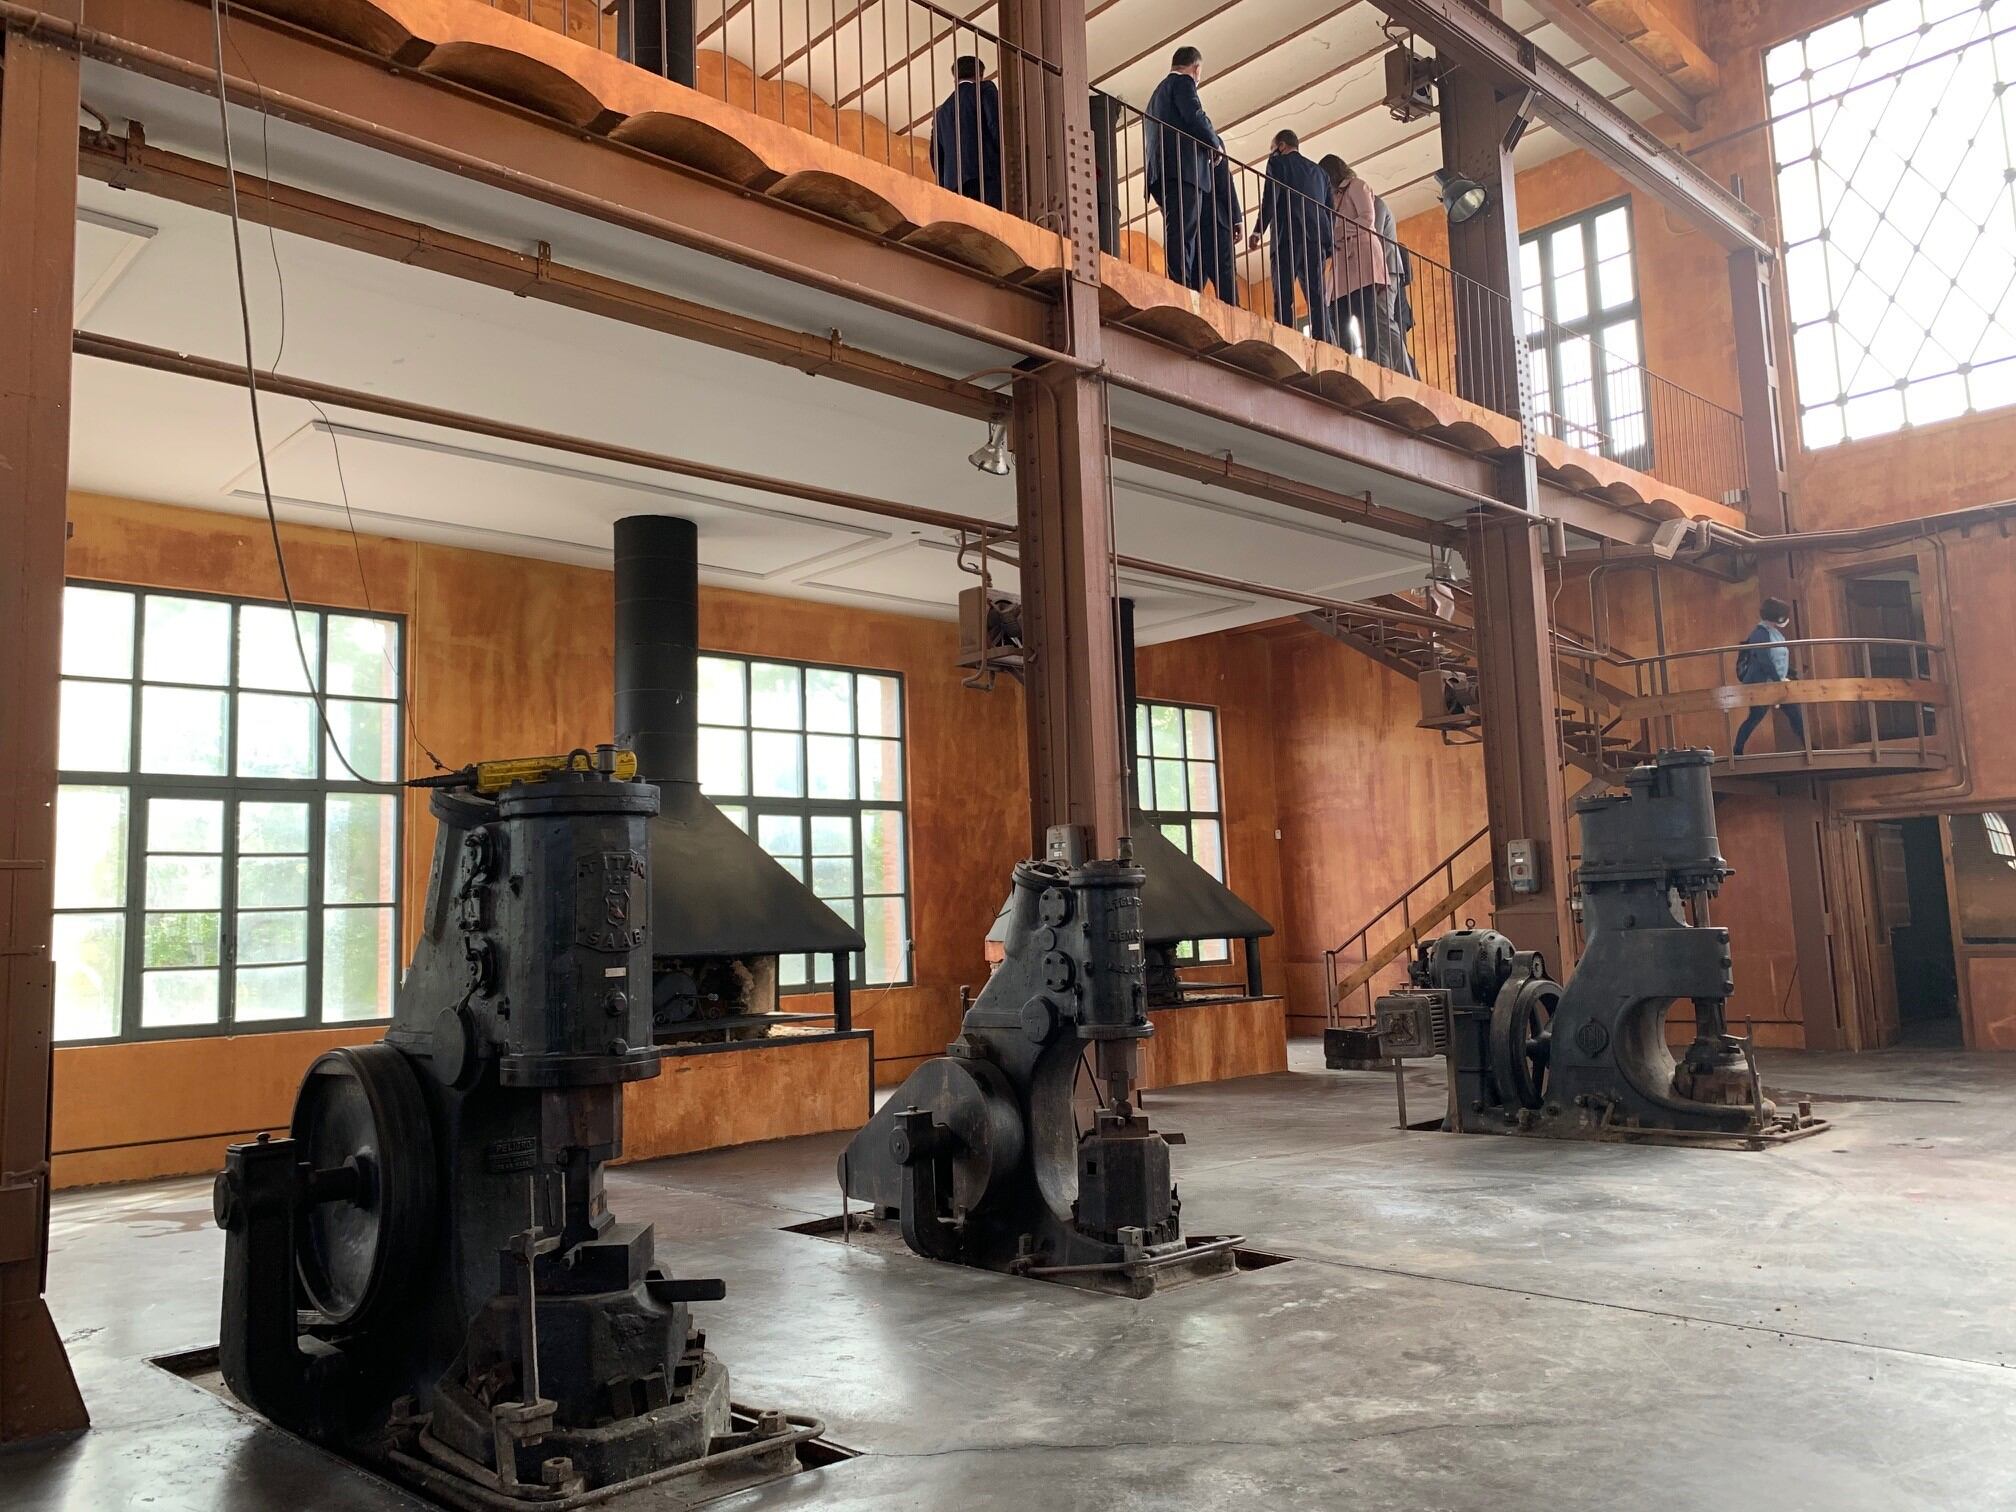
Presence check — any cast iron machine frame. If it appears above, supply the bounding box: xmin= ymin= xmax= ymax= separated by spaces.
xmin=839 ymin=830 xmax=1238 ymax=1296
xmin=212 ymin=749 xmax=819 ymax=1507
xmin=1374 ymin=749 xmax=1825 ymax=1147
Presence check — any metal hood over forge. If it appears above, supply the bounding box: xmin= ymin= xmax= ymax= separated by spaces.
xmin=613 ymin=515 xmax=864 ymax=1038
xmin=1117 ymin=599 xmax=1274 ymax=1000
xmin=985 ymin=600 xmax=1273 ymax=1003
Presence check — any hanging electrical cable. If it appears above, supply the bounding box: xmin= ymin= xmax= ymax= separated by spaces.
xmin=208 ymin=0 xmax=450 ymax=776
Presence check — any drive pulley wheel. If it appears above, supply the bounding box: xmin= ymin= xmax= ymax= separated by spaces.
xmin=1490 ymin=976 xmax=1560 ymax=1111
xmin=291 ymin=1043 xmax=438 ymax=1329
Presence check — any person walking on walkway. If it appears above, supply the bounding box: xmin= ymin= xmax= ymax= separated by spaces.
xmin=930 ymin=56 xmax=1003 ymax=209
xmin=1318 ymin=156 xmax=1391 ymax=359
xmin=1248 ymin=130 xmax=1333 ymax=341
xmin=1145 ymin=46 xmax=1221 ymax=292
xmin=1733 ymin=597 xmax=1806 ymax=756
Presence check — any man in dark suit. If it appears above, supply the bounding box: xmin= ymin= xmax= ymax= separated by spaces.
xmin=931 ymin=55 xmax=1002 ymax=209
xmin=1200 ymin=156 xmax=1243 ymax=304
xmin=1247 ymin=130 xmax=1334 ymax=342
xmin=1144 ymin=46 xmax=1220 ymax=291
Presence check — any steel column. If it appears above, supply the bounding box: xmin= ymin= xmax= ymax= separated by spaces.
xmin=1442 ymin=62 xmax=1573 ymax=972
xmin=1001 ymin=0 xmax=1125 ymax=859
xmin=1731 ymin=246 xmax=1841 ymax=1051
xmin=0 ymin=24 xmax=90 ymax=1445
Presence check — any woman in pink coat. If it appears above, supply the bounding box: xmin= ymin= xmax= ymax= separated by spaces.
xmin=1320 ymin=156 xmax=1390 ymax=358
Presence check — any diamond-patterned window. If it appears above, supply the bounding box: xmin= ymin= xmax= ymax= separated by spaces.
xmin=1767 ymin=0 xmax=2016 ymax=448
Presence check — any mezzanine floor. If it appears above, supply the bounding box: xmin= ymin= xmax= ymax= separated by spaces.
xmin=7 ymin=1041 xmax=2016 ymax=1511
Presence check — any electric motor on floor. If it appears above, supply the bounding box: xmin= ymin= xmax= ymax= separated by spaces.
xmin=211 ymin=748 xmax=818 ymax=1507
xmin=1373 ymin=749 xmax=1828 ymax=1147
xmin=839 ymin=828 xmax=1237 ymax=1297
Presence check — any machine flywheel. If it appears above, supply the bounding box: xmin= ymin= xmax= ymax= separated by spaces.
xmin=290 ymin=1043 xmax=438 ymax=1329
xmin=1490 ymin=976 xmax=1560 ymax=1111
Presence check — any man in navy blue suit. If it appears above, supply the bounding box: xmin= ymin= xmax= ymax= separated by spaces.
xmin=1248 ymin=130 xmax=1335 ymax=342
xmin=931 ymin=55 xmax=1003 ymax=209
xmin=1201 ymin=156 xmax=1243 ymax=304
xmin=1144 ymin=46 xmax=1220 ymax=291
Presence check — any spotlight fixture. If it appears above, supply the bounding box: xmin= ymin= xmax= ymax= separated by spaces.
xmin=1434 ymin=168 xmax=1489 ymax=224
xmin=1649 ymin=517 xmax=1698 ymax=560
xmin=968 ymin=418 xmax=1011 ymax=476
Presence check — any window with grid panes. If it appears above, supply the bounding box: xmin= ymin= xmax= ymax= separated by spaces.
xmin=1766 ymin=0 xmax=2016 ymax=447
xmin=1134 ymin=699 xmax=1229 ymax=964
xmin=694 ymin=654 xmax=910 ymax=989
xmin=51 ymin=584 xmax=403 ymax=1044
xmin=1519 ymin=200 xmax=1651 ymax=470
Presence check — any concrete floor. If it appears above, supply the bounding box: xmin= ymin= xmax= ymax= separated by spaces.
xmin=8 ymin=1042 xmax=2016 ymax=1510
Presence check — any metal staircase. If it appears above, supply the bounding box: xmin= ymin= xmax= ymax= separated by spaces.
xmin=1322 ymin=825 xmax=1493 ymax=1034
xmin=1298 ymin=591 xmax=1651 ymax=781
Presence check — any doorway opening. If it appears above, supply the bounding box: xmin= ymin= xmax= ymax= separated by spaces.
xmin=1867 ymin=816 xmax=1960 ymax=1047
xmin=1840 ymin=564 xmax=1932 ymax=742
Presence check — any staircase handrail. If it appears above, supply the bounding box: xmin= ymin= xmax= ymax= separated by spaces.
xmin=1323 ymin=824 xmax=1490 ymax=1027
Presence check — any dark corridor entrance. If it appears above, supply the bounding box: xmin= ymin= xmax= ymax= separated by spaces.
xmin=1868 ymin=817 xmax=1961 ymax=1047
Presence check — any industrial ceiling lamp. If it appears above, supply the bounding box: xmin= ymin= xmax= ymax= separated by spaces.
xmin=968 ymin=418 xmax=1012 ymax=476
xmin=1434 ymin=168 xmax=1489 ymax=224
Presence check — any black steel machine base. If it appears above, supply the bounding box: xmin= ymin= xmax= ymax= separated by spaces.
xmin=1372 ymin=750 xmax=1830 ymax=1150
xmin=839 ymin=837 xmax=1233 ymax=1299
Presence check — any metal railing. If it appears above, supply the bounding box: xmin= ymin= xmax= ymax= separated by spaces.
xmin=1090 ymin=90 xmax=1746 ymax=503
xmin=1519 ymin=302 xmax=1747 ymax=504
xmin=476 ymin=0 xmax=1058 ymax=219
xmin=1322 ymin=824 xmax=1491 ymax=1030
xmin=464 ymin=4 xmax=1742 ymax=501
xmin=1610 ymin=636 xmax=1951 ymax=772
xmin=1093 ymin=89 xmax=1523 ymax=412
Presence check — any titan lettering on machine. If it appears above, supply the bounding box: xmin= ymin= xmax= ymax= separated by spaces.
xmin=576 ymin=850 xmax=647 ymax=953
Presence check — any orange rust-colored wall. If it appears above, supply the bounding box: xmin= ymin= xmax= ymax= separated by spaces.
xmin=52 ymin=492 xmax=1028 ymax=1182
xmin=1256 ymin=622 xmax=1489 ymax=1035
xmin=620 ymin=1036 xmax=873 ymax=1161
xmin=50 ymin=1025 xmax=383 ymax=1189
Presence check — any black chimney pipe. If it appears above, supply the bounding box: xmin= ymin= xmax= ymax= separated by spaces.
xmin=614 ymin=515 xmax=699 ymax=786
xmin=1118 ymin=596 xmax=1139 ymax=806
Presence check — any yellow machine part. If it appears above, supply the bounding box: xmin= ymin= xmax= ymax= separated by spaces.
xmin=468 ymin=748 xmax=638 ymax=795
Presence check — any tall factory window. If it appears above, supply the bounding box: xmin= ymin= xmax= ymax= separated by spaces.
xmin=1767 ymin=0 xmax=2016 ymax=447
xmin=695 ymin=653 xmax=910 ymax=989
xmin=1135 ymin=699 xmax=1229 ymax=964
xmin=1519 ymin=199 xmax=1650 ymax=470
xmin=51 ymin=583 xmax=403 ymax=1044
